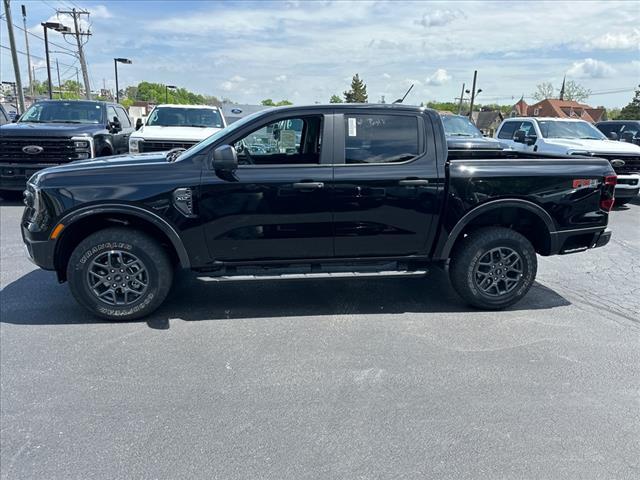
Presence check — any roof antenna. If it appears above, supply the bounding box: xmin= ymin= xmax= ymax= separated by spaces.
xmin=393 ymin=84 xmax=414 ymax=104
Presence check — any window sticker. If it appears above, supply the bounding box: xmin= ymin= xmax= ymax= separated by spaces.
xmin=279 ymin=130 xmax=297 ymax=150
xmin=348 ymin=117 xmax=357 ymax=137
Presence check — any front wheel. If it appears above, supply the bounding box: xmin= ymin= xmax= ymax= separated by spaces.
xmin=449 ymin=227 xmax=537 ymax=310
xmin=67 ymin=227 xmax=173 ymax=320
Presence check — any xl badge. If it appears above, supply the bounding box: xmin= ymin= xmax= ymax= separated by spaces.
xmin=22 ymin=145 xmax=43 ymax=155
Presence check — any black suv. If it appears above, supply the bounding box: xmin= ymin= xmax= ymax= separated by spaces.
xmin=0 ymin=99 xmax=134 ymax=190
xmin=596 ymin=120 xmax=640 ymax=146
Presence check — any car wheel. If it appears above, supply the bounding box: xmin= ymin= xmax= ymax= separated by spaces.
xmin=67 ymin=227 xmax=173 ymax=320
xmin=449 ymin=227 xmax=537 ymax=310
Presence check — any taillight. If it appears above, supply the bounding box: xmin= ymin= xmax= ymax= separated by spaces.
xmin=600 ymin=175 xmax=617 ymax=211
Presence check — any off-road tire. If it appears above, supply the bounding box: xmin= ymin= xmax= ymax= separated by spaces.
xmin=67 ymin=227 xmax=173 ymax=320
xmin=449 ymin=227 xmax=537 ymax=310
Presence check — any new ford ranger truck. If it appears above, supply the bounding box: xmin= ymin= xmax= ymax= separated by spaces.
xmin=22 ymin=105 xmax=615 ymax=320
xmin=0 ymin=100 xmax=134 ymax=191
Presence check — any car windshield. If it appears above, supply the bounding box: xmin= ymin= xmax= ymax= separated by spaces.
xmin=146 ymin=107 xmax=224 ymax=128
xmin=179 ymin=109 xmax=272 ymax=159
xmin=538 ymin=120 xmax=607 ymax=140
xmin=441 ymin=115 xmax=483 ymax=138
xmin=19 ymin=101 xmax=104 ymax=124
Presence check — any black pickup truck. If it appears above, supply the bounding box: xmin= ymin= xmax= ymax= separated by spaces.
xmin=22 ymin=104 xmax=616 ymax=320
xmin=0 ymin=99 xmax=134 ymax=190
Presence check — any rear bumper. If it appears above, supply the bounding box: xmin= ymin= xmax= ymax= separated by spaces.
xmin=0 ymin=163 xmax=58 ymax=190
xmin=552 ymin=227 xmax=612 ymax=255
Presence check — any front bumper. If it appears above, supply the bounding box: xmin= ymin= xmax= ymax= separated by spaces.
xmin=0 ymin=163 xmax=58 ymax=190
xmin=22 ymin=222 xmax=56 ymax=270
xmin=614 ymin=174 xmax=640 ymax=198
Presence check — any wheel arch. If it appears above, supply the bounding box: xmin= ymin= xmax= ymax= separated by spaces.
xmin=53 ymin=204 xmax=190 ymax=281
xmin=439 ymin=199 xmax=558 ymax=259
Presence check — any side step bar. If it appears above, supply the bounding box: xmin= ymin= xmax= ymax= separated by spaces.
xmin=197 ymin=270 xmax=428 ymax=282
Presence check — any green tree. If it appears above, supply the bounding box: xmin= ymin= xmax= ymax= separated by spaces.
xmin=562 ymin=80 xmax=591 ymax=102
xmin=329 ymin=94 xmax=343 ymax=103
xmin=532 ymin=82 xmax=555 ymax=101
xmin=344 ymin=74 xmax=368 ymax=103
xmin=618 ymin=85 xmax=640 ymax=120
xmin=261 ymin=99 xmax=292 ymax=106
xmin=606 ymin=107 xmax=621 ymax=120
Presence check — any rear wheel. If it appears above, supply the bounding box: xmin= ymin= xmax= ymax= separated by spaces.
xmin=449 ymin=227 xmax=537 ymax=310
xmin=67 ymin=227 xmax=173 ymax=320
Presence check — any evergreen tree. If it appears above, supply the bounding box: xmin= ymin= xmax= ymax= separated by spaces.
xmin=618 ymin=85 xmax=640 ymax=120
xmin=343 ymin=74 xmax=368 ymax=103
xmin=329 ymin=94 xmax=343 ymax=103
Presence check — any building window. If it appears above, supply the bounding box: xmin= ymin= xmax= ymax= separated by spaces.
xmin=533 ymin=108 xmax=539 ymax=116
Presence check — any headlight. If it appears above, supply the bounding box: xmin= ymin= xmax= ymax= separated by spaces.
xmin=129 ymin=137 xmax=141 ymax=153
xmin=71 ymin=136 xmax=94 ymax=159
xmin=23 ymin=182 xmax=49 ymax=230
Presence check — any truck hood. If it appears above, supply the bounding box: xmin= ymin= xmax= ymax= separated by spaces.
xmin=543 ymin=138 xmax=640 ymax=154
xmin=447 ymin=136 xmax=503 ymax=150
xmin=30 ymin=152 xmax=168 ymax=185
xmin=0 ymin=122 xmax=105 ymax=137
xmin=132 ymin=125 xmax=222 ymax=142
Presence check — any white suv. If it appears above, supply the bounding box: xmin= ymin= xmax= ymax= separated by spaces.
xmin=496 ymin=117 xmax=640 ymax=205
xmin=129 ymin=104 xmax=226 ymax=154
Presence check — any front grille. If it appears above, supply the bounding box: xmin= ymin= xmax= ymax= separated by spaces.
xmin=595 ymin=154 xmax=640 ymax=175
xmin=0 ymin=136 xmax=76 ymax=163
xmin=139 ymin=140 xmax=197 ymax=152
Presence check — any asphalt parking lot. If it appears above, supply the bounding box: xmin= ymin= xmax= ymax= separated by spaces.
xmin=1 ymin=193 xmax=639 ymax=480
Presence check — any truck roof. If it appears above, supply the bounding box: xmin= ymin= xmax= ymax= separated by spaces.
xmin=153 ymin=104 xmax=221 ymax=110
xmin=504 ymin=117 xmax=589 ymax=123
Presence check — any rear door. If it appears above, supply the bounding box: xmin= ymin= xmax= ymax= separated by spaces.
xmin=330 ymin=109 xmax=441 ymax=257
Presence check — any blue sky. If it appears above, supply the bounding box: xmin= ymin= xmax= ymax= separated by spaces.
xmin=1 ymin=0 xmax=639 ymax=108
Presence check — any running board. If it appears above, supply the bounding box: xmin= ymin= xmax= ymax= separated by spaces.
xmin=197 ymin=270 xmax=428 ymax=282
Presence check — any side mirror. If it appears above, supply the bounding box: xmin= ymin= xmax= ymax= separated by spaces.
xmin=622 ymin=131 xmax=634 ymax=142
xmin=513 ymin=130 xmax=526 ymax=143
xmin=110 ymin=116 xmax=122 ymax=133
xmin=212 ymin=144 xmax=238 ymax=172
xmin=607 ymin=131 xmax=619 ymax=141
xmin=525 ymin=135 xmax=537 ymax=146
xmin=135 ymin=118 xmax=143 ymax=131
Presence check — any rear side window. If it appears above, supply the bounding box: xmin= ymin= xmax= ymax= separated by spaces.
xmin=344 ymin=114 xmax=419 ymax=164
xmin=498 ymin=121 xmax=520 ymax=139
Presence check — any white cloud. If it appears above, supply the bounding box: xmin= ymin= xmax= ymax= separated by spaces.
xmin=415 ymin=9 xmax=464 ymax=28
xmin=567 ymin=58 xmax=616 ymax=78
xmin=220 ymin=81 xmax=234 ymax=91
xmin=230 ymin=75 xmax=246 ymax=83
xmin=585 ymin=29 xmax=640 ymax=50
xmin=275 ymin=75 xmax=287 ymax=82
xmin=90 ymin=5 xmax=113 ymax=19
xmin=382 ymin=73 xmax=391 ymax=79
xmin=425 ymin=68 xmax=451 ymax=85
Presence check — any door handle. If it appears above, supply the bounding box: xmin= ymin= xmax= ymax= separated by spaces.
xmin=399 ymin=179 xmax=429 ymax=186
xmin=293 ymin=182 xmax=324 ymax=190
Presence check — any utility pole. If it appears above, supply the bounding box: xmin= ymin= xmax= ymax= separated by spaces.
xmin=76 ymin=68 xmax=80 ymax=97
xmin=58 ymin=8 xmax=92 ymax=99
xmin=468 ymin=70 xmax=478 ymax=121
xmin=456 ymin=83 xmax=465 ymax=115
xmin=21 ymin=4 xmax=34 ymax=98
xmin=42 ymin=24 xmax=53 ymax=99
xmin=56 ymin=59 xmax=62 ymax=98
xmin=3 ymin=0 xmax=26 ymax=112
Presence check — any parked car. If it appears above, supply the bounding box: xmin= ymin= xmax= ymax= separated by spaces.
xmin=0 ymin=100 xmax=134 ymax=191
xmin=22 ymin=105 xmax=615 ymax=320
xmin=128 ymin=104 xmax=226 ymax=154
xmin=495 ymin=117 xmax=640 ymax=205
xmin=595 ymin=120 xmax=640 ymax=146
xmin=0 ymin=104 xmax=10 ymax=126
xmin=441 ymin=113 xmax=503 ymax=151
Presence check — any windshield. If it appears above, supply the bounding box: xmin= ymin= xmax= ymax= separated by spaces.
xmin=146 ymin=107 xmax=224 ymax=128
xmin=441 ymin=115 xmax=483 ymax=138
xmin=538 ymin=121 xmax=607 ymax=140
xmin=178 ymin=109 xmax=272 ymax=160
xmin=19 ymin=101 xmax=104 ymax=124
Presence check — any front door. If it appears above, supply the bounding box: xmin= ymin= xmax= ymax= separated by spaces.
xmin=331 ymin=110 xmax=442 ymax=257
xmin=199 ymin=111 xmax=334 ymax=261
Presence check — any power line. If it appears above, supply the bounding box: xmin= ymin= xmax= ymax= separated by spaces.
xmin=0 ymin=44 xmax=77 ymax=69
xmin=11 ymin=22 xmax=76 ymax=54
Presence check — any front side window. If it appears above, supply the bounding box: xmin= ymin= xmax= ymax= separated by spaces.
xmin=518 ymin=121 xmax=536 ymax=136
xmin=19 ymin=101 xmax=103 ymax=124
xmin=107 ymin=106 xmax=119 ymax=124
xmin=232 ymin=115 xmax=322 ymax=165
xmin=344 ymin=114 xmax=419 ymax=164
xmin=146 ymin=107 xmax=224 ymax=128
xmin=537 ymin=121 xmax=606 ymax=140
xmin=497 ymin=121 xmax=520 ymax=139
xmin=116 ymin=107 xmax=131 ymax=128
xmin=441 ymin=115 xmax=483 ymax=138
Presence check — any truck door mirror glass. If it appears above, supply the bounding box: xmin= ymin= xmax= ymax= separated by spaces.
xmin=212 ymin=144 xmax=238 ymax=172
xmin=621 ymin=131 xmax=634 ymax=142
xmin=110 ymin=116 xmax=122 ymax=133
xmin=525 ymin=135 xmax=537 ymax=146
xmin=607 ymin=131 xmax=618 ymax=141
xmin=513 ymin=130 xmax=526 ymax=143
xmin=135 ymin=118 xmax=143 ymax=131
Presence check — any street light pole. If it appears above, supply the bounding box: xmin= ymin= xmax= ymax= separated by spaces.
xmin=42 ymin=24 xmax=53 ymax=99
xmin=113 ymin=58 xmax=132 ymax=104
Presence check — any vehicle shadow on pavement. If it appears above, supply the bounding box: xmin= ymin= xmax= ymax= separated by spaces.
xmin=0 ymin=192 xmax=24 ymax=206
xmin=0 ymin=268 xmax=571 ymax=328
